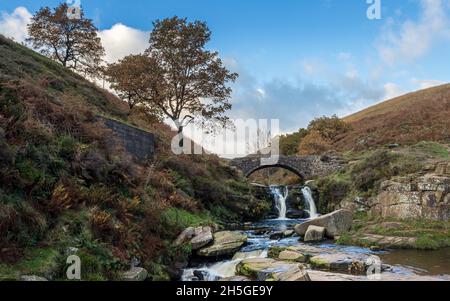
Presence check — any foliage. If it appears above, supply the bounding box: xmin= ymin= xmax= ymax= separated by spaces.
xmin=298 ymin=130 xmax=332 ymax=155
xmin=27 ymin=3 xmax=105 ymax=76
xmin=279 ymin=129 xmax=308 ymax=155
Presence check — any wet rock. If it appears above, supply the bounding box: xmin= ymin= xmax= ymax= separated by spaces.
xmin=304 ymin=225 xmax=326 ymax=242
xmin=283 ymin=230 xmax=294 ymax=237
xmin=232 ymin=250 xmax=265 ymax=261
xmin=122 ymin=267 xmax=148 ymax=281
xmin=309 ymin=253 xmax=379 ymax=275
xmin=295 ymin=209 xmax=353 ymax=238
xmin=20 ymin=275 xmax=48 ymax=281
xmin=191 ymin=226 xmax=213 ymax=250
xmin=220 ymin=276 xmax=251 ymax=281
xmin=236 ymin=258 xmax=309 ymax=281
xmin=307 ymin=270 xmax=366 ymax=281
xmin=286 ymin=209 xmax=307 ymax=219
xmin=278 ymin=250 xmax=306 ymax=262
xmin=353 ymin=233 xmax=417 ymax=249
xmin=269 ymin=231 xmax=284 ymax=240
xmin=198 ymin=231 xmax=247 ymax=257
xmin=193 ymin=270 xmax=207 ymax=281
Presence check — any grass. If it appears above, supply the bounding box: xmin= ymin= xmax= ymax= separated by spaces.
xmin=338 ymin=213 xmax=450 ymax=250
xmin=161 ymin=207 xmax=216 ymax=230
xmin=0 ymin=248 xmax=59 ymax=280
xmin=411 ymin=141 xmax=449 ymax=159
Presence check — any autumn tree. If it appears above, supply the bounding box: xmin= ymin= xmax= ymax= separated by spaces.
xmin=27 ymin=3 xmax=105 ymax=76
xmin=107 ymin=17 xmax=237 ymax=139
xmin=307 ymin=115 xmax=351 ymax=141
xmin=298 ymin=130 xmax=332 ymax=155
xmin=105 ymin=54 xmax=161 ymax=115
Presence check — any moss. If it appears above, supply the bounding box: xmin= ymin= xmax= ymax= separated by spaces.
xmin=161 ymin=207 xmax=216 ymax=230
xmin=0 ymin=248 xmax=59 ymax=280
xmin=309 ymin=257 xmax=330 ymax=270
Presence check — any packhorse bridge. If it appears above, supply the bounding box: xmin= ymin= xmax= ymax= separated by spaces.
xmin=230 ymin=155 xmax=342 ymax=180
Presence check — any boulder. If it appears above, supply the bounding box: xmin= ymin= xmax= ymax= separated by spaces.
xmin=190 ymin=226 xmax=213 ymax=250
xmin=269 ymin=231 xmax=284 ymax=240
xmin=20 ymin=275 xmax=48 ymax=281
xmin=309 ymin=253 xmax=379 ymax=275
xmin=174 ymin=227 xmax=195 ymax=246
xmin=236 ymin=258 xmax=309 ymax=281
xmin=122 ymin=267 xmax=148 ymax=281
xmin=283 ymin=230 xmax=295 ymax=237
xmin=198 ymin=231 xmax=247 ymax=257
xmin=278 ymin=250 xmax=306 ymax=262
xmin=304 ymin=225 xmax=326 ymax=242
xmin=294 ymin=209 xmax=353 ymax=238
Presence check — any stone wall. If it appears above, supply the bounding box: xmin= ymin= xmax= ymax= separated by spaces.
xmin=370 ymin=162 xmax=450 ymax=221
xmin=97 ymin=116 xmax=155 ymax=161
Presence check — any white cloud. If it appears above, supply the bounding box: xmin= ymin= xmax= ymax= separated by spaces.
xmin=377 ymin=0 xmax=450 ymax=65
xmin=98 ymin=23 xmax=149 ymax=63
xmin=383 ymin=83 xmax=404 ymax=100
xmin=411 ymin=78 xmax=445 ymax=90
xmin=0 ymin=6 xmax=32 ymax=43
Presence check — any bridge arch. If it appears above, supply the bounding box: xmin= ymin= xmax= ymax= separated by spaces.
xmin=245 ymin=163 xmax=305 ymax=180
xmin=230 ymin=155 xmax=342 ymax=180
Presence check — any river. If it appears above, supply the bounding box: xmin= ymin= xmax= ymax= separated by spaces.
xmin=182 ymin=186 xmax=450 ymax=281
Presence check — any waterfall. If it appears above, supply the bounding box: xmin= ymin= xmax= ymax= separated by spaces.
xmin=301 ymin=186 xmax=318 ymax=219
xmin=270 ymin=186 xmax=289 ymax=220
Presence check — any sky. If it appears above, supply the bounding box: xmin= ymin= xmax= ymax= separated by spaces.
xmin=1 ymin=0 xmax=450 ymax=156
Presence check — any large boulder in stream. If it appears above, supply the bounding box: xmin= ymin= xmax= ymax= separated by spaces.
xmin=236 ymin=258 xmax=310 ymax=281
xmin=174 ymin=226 xmax=213 ymax=250
xmin=304 ymin=225 xmax=326 ymax=242
xmin=309 ymin=253 xmax=380 ymax=275
xmin=197 ymin=231 xmax=247 ymax=257
xmin=295 ymin=209 xmax=353 ymax=238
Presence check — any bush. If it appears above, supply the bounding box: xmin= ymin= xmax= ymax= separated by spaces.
xmin=298 ymin=130 xmax=332 ymax=155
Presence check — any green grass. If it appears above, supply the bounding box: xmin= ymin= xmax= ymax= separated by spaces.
xmin=411 ymin=141 xmax=449 ymax=159
xmin=161 ymin=207 xmax=216 ymax=230
xmin=0 ymin=248 xmax=59 ymax=280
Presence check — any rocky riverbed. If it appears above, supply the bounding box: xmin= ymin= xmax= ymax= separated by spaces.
xmin=180 ymin=212 xmax=450 ymax=281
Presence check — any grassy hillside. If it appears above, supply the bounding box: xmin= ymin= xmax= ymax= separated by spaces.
xmin=0 ymin=36 xmax=269 ymax=280
xmin=335 ymin=84 xmax=450 ymax=151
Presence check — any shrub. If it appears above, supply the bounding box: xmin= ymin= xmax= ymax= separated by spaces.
xmin=298 ymin=130 xmax=332 ymax=155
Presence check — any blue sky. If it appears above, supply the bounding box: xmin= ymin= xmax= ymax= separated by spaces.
xmin=1 ymin=0 xmax=450 ymax=151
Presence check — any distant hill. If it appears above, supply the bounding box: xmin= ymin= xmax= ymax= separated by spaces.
xmin=334 ymin=84 xmax=450 ymax=151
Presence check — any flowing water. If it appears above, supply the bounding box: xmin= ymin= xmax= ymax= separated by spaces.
xmin=301 ymin=186 xmax=319 ymax=218
xmin=181 ymin=185 xmax=450 ymax=281
xmin=270 ymin=186 xmax=288 ymax=220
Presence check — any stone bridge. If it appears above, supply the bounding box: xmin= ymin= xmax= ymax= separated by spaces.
xmin=230 ymin=155 xmax=342 ymax=180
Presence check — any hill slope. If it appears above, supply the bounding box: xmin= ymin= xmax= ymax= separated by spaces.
xmin=334 ymin=84 xmax=450 ymax=150
xmin=0 ymin=36 xmax=268 ymax=280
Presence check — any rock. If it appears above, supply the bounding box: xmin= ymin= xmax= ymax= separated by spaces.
xmin=193 ymin=270 xmax=207 ymax=281
xmin=353 ymin=233 xmax=417 ymax=249
xmin=308 ymin=270 xmax=366 ymax=281
xmin=190 ymin=226 xmax=213 ymax=250
xmin=286 ymin=209 xmax=306 ymax=219
xmin=198 ymin=231 xmax=247 ymax=257
xmin=278 ymin=250 xmax=306 ymax=262
xmin=294 ymin=209 xmax=353 ymax=238
xmin=232 ymin=250 xmax=265 ymax=261
xmin=122 ymin=267 xmax=148 ymax=281
xmin=20 ymin=275 xmax=48 ymax=281
xmin=65 ymin=247 xmax=79 ymax=255
xmin=283 ymin=230 xmax=294 ymax=237
xmin=269 ymin=231 xmax=284 ymax=240
xmin=220 ymin=276 xmax=251 ymax=281
xmin=236 ymin=258 xmax=308 ymax=281
xmin=371 ymin=174 xmax=450 ymax=221
xmin=304 ymin=225 xmax=326 ymax=242
xmin=309 ymin=253 xmax=379 ymax=275
xmin=174 ymin=227 xmax=195 ymax=246
xmin=269 ymin=245 xmax=327 ymax=259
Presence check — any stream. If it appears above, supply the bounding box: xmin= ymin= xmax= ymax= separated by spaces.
xmin=182 ymin=186 xmax=450 ymax=281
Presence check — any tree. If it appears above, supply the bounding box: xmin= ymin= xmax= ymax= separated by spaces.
xmin=123 ymin=17 xmax=237 ymax=138
xmin=279 ymin=128 xmax=308 ymax=155
xmin=105 ymin=54 xmax=162 ymax=114
xmin=307 ymin=115 xmax=351 ymax=141
xmin=27 ymin=3 xmax=105 ymax=76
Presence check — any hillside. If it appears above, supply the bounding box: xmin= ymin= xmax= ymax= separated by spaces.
xmin=335 ymin=84 xmax=450 ymax=150
xmin=0 ymin=36 xmax=269 ymax=280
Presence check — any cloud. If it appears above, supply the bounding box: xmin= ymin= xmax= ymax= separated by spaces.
xmin=98 ymin=23 xmax=149 ymax=63
xmin=411 ymin=78 xmax=445 ymax=90
xmin=0 ymin=6 xmax=32 ymax=43
xmin=377 ymin=0 xmax=450 ymax=65
xmin=383 ymin=83 xmax=404 ymax=100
